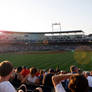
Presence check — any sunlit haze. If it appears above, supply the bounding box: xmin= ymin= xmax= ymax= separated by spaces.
xmin=0 ymin=0 xmax=92 ymax=34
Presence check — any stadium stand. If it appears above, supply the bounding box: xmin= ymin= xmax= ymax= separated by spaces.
xmin=0 ymin=31 xmax=92 ymax=92
xmin=0 ymin=30 xmax=92 ymax=53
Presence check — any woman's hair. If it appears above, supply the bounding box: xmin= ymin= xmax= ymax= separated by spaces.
xmin=30 ymin=67 xmax=37 ymax=75
xmin=0 ymin=61 xmax=13 ymax=77
xmin=68 ymin=74 xmax=89 ymax=92
xmin=17 ymin=66 xmax=22 ymax=72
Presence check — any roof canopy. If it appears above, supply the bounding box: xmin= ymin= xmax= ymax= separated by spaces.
xmin=0 ymin=30 xmax=84 ymax=34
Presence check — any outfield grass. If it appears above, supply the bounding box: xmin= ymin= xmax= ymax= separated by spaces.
xmin=0 ymin=51 xmax=92 ymax=71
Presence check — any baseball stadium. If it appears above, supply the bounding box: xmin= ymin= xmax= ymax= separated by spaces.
xmin=0 ymin=29 xmax=92 ymax=71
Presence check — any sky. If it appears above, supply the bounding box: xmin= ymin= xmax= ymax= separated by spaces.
xmin=0 ymin=0 xmax=92 ymax=34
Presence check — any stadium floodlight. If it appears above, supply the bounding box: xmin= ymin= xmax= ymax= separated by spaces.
xmin=52 ymin=22 xmax=61 ymax=32
xmin=52 ymin=23 xmax=61 ymax=25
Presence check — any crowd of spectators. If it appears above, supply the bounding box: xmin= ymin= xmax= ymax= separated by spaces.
xmin=1 ymin=43 xmax=92 ymax=54
xmin=0 ymin=44 xmax=72 ymax=53
xmin=0 ymin=60 xmax=92 ymax=92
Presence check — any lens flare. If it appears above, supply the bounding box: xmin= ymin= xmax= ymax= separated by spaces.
xmin=74 ymin=46 xmax=92 ymax=64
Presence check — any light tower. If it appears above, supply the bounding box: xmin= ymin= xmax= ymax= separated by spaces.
xmin=52 ymin=22 xmax=61 ymax=32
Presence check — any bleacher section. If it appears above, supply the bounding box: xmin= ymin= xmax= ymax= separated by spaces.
xmin=0 ymin=30 xmax=92 ymax=52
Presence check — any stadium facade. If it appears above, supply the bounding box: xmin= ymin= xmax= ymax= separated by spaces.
xmin=0 ymin=30 xmax=92 ymax=52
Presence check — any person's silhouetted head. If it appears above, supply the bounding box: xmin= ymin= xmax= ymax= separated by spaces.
xmin=0 ymin=61 xmax=13 ymax=77
xmin=68 ymin=74 xmax=89 ymax=92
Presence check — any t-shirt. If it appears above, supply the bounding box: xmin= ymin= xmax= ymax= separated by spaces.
xmin=55 ymin=83 xmax=66 ymax=92
xmin=27 ymin=74 xmax=38 ymax=83
xmin=87 ymin=76 xmax=92 ymax=87
xmin=0 ymin=81 xmax=16 ymax=92
xmin=21 ymin=69 xmax=30 ymax=77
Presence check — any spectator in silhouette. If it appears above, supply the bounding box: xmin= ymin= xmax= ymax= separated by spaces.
xmin=43 ymin=68 xmax=55 ymax=92
xmin=52 ymin=73 xmax=89 ymax=92
xmin=22 ymin=67 xmax=40 ymax=90
xmin=70 ymin=65 xmax=79 ymax=74
xmin=0 ymin=61 xmax=16 ymax=92
xmin=10 ymin=66 xmax=23 ymax=88
xmin=21 ymin=66 xmax=30 ymax=78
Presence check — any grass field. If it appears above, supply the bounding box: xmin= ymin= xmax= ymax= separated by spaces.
xmin=0 ymin=51 xmax=92 ymax=71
